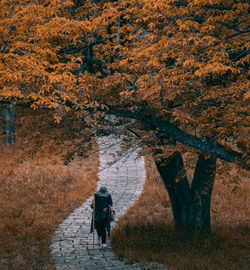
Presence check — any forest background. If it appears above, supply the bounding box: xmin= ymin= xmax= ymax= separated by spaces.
xmin=0 ymin=0 xmax=249 ymax=269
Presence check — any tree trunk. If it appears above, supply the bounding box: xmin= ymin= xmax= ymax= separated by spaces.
xmin=1 ymin=103 xmax=16 ymax=143
xmin=154 ymin=152 xmax=192 ymax=228
xmin=154 ymin=151 xmax=217 ymax=232
xmin=191 ymin=154 xmax=217 ymax=232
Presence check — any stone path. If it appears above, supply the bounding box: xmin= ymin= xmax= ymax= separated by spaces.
xmin=50 ymin=135 xmax=147 ymax=270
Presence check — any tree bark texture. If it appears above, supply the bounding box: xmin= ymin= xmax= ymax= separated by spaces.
xmin=1 ymin=104 xmax=16 ymax=143
xmin=191 ymin=154 xmax=216 ymax=232
xmin=154 ymin=151 xmax=217 ymax=232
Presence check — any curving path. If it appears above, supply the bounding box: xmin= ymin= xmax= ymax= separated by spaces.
xmin=50 ymin=135 xmax=146 ymax=270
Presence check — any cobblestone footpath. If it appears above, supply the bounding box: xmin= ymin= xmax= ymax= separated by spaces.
xmin=50 ymin=135 xmax=147 ymax=270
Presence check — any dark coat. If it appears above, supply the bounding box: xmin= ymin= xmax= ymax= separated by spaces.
xmin=90 ymin=193 xmax=113 ymax=233
xmin=92 ymin=193 xmax=113 ymax=221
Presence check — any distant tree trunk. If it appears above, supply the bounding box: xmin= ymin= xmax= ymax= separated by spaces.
xmin=154 ymin=151 xmax=217 ymax=232
xmin=1 ymin=103 xmax=16 ymax=143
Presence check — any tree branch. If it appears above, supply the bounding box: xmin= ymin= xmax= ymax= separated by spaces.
xmin=225 ymin=28 xmax=250 ymax=40
xmin=58 ymin=45 xmax=85 ymax=54
xmin=205 ymin=5 xmax=233 ymax=11
xmin=105 ymin=105 xmax=247 ymax=167
xmin=230 ymin=49 xmax=249 ymax=62
xmin=58 ymin=35 xmax=115 ymax=55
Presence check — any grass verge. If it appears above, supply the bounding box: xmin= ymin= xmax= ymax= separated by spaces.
xmin=111 ymin=155 xmax=249 ymax=270
xmin=0 ymin=108 xmax=99 ymax=270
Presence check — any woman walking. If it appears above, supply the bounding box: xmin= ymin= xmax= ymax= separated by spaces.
xmin=91 ymin=186 xmax=113 ymax=247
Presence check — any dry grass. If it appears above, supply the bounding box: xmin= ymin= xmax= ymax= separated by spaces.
xmin=0 ymin=108 xmax=99 ymax=270
xmin=111 ymin=155 xmax=250 ymax=270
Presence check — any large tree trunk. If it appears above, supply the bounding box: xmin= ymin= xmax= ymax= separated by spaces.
xmin=1 ymin=103 xmax=16 ymax=143
xmin=154 ymin=151 xmax=217 ymax=232
xmin=191 ymin=154 xmax=217 ymax=232
xmin=154 ymin=152 xmax=192 ymax=228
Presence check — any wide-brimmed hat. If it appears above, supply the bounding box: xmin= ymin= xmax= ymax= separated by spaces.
xmin=96 ymin=186 xmax=109 ymax=197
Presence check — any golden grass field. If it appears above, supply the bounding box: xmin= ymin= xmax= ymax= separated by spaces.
xmin=0 ymin=108 xmax=99 ymax=270
xmin=111 ymin=155 xmax=250 ymax=270
xmin=1 ymin=107 xmax=249 ymax=270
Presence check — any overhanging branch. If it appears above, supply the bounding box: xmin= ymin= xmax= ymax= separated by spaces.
xmin=105 ymin=105 xmax=247 ymax=167
xmin=225 ymin=28 xmax=250 ymax=40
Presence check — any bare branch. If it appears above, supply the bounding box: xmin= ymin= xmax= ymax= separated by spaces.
xmin=205 ymin=5 xmax=233 ymax=11
xmin=225 ymin=28 xmax=250 ymax=40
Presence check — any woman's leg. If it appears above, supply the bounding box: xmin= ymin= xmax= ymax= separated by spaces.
xmin=95 ymin=221 xmax=102 ymax=237
xmin=99 ymin=220 xmax=107 ymax=244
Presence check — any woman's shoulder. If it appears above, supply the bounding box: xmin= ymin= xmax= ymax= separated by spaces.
xmin=94 ymin=192 xmax=111 ymax=201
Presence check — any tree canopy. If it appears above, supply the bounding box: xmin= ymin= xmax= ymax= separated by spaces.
xmin=0 ymin=0 xmax=249 ymax=167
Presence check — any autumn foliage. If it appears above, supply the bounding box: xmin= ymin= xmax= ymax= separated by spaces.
xmin=0 ymin=0 xmax=249 ymax=268
xmin=0 ymin=0 xmax=249 ymax=156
